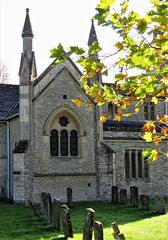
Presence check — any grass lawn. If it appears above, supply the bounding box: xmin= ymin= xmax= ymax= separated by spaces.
xmin=0 ymin=198 xmax=167 ymax=240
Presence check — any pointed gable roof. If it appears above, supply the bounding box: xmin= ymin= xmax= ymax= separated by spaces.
xmin=22 ymin=8 xmax=34 ymax=38
xmin=88 ymin=19 xmax=99 ymax=47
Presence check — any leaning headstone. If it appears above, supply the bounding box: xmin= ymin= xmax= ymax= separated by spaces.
xmin=83 ymin=208 xmax=95 ymax=240
xmin=47 ymin=193 xmax=52 ymax=225
xmin=94 ymin=221 xmax=103 ymax=240
xmin=53 ymin=199 xmax=61 ymax=231
xmin=112 ymin=186 xmax=118 ymax=203
xmin=154 ymin=196 xmax=167 ymax=214
xmin=67 ymin=188 xmax=73 ymax=208
xmin=61 ymin=204 xmax=73 ymax=238
xmin=112 ymin=222 xmax=126 ymax=240
xmin=43 ymin=193 xmax=48 ymax=221
xmin=120 ymin=189 xmax=127 ymax=204
xmin=140 ymin=195 xmax=150 ymax=210
xmin=130 ymin=186 xmax=138 ymax=207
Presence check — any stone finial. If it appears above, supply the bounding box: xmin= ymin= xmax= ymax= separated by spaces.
xmin=88 ymin=19 xmax=99 ymax=47
xmin=22 ymin=8 xmax=34 ymax=38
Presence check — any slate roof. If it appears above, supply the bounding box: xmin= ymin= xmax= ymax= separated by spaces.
xmin=103 ymin=119 xmax=146 ymax=132
xmin=0 ymin=84 xmax=19 ymax=121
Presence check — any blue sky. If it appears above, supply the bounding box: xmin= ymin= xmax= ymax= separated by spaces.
xmin=0 ymin=0 xmax=152 ymax=84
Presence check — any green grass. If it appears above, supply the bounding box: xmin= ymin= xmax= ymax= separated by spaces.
xmin=0 ymin=198 xmax=167 ymax=239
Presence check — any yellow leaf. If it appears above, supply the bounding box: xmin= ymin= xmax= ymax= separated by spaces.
xmin=88 ymin=70 xmax=96 ymax=77
xmin=100 ymin=114 xmax=108 ymax=123
xmin=80 ymin=74 xmax=89 ymax=82
xmin=164 ymin=151 xmax=168 ymax=157
xmin=135 ymin=108 xmax=139 ymax=113
xmin=151 ymin=150 xmax=158 ymax=161
xmin=142 ymin=132 xmax=152 ymax=142
xmin=151 ymin=97 xmax=158 ymax=104
xmin=155 ymin=34 xmax=163 ymax=40
xmin=161 ymin=77 xmax=168 ymax=86
xmin=86 ymin=104 xmax=91 ymax=111
xmin=71 ymin=97 xmax=83 ymax=107
xmin=114 ymin=114 xmax=121 ymax=121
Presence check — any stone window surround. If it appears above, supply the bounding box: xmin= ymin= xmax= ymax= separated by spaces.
xmin=50 ymin=129 xmax=78 ymax=157
xmin=124 ymin=148 xmax=150 ymax=179
xmin=43 ymin=105 xmax=85 ymax=158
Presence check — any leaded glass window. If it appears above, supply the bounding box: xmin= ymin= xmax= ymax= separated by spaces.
xmin=50 ymin=130 xmax=58 ymax=156
xmin=60 ymin=130 xmax=68 ymax=156
xmin=70 ymin=130 xmax=78 ymax=156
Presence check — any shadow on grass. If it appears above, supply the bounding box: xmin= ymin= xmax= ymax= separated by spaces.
xmin=0 ymin=198 xmax=167 ymax=240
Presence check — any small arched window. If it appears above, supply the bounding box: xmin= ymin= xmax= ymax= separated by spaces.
xmin=50 ymin=130 xmax=58 ymax=156
xmin=144 ymin=105 xmax=148 ymax=120
xmin=108 ymin=103 xmax=118 ymax=118
xmin=60 ymin=130 xmax=68 ymax=156
xmin=150 ymin=104 xmax=154 ymax=120
xmin=70 ymin=130 xmax=78 ymax=156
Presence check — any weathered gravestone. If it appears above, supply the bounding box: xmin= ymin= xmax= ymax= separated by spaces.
xmin=83 ymin=208 xmax=95 ymax=240
xmin=154 ymin=196 xmax=167 ymax=214
xmin=61 ymin=204 xmax=73 ymax=238
xmin=53 ymin=199 xmax=61 ymax=231
xmin=140 ymin=195 xmax=150 ymax=210
xmin=112 ymin=186 xmax=118 ymax=203
xmin=40 ymin=192 xmax=46 ymax=214
xmin=112 ymin=222 xmax=126 ymax=240
xmin=120 ymin=189 xmax=127 ymax=204
xmin=47 ymin=193 xmax=52 ymax=225
xmin=94 ymin=221 xmax=103 ymax=240
xmin=130 ymin=186 xmax=138 ymax=207
xmin=43 ymin=192 xmax=48 ymax=221
xmin=67 ymin=188 xmax=73 ymax=208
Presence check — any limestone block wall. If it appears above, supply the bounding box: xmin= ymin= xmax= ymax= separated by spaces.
xmin=9 ymin=117 xmax=20 ymax=198
xmin=103 ymin=130 xmax=168 ymax=198
xmin=32 ymin=64 xmax=97 ymax=202
xmin=34 ymin=175 xmax=96 ymax=203
xmin=0 ymin=123 xmax=7 ymax=197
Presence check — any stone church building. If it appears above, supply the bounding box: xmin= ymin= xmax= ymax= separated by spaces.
xmin=0 ymin=10 xmax=167 ymax=204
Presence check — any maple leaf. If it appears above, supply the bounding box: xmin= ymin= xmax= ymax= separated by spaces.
xmin=152 ymin=134 xmax=160 ymax=146
xmin=164 ymin=151 xmax=168 ymax=157
xmin=142 ymin=121 xmax=156 ymax=133
xmin=72 ymin=97 xmax=83 ymax=107
xmin=100 ymin=114 xmax=108 ymax=122
xmin=161 ymin=126 xmax=168 ymax=136
xmin=86 ymin=104 xmax=91 ymax=111
xmin=114 ymin=114 xmax=121 ymax=121
xmin=142 ymin=132 xmax=152 ymax=142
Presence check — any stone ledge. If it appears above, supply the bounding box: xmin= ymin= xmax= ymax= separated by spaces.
xmin=34 ymin=172 xmax=96 ymax=177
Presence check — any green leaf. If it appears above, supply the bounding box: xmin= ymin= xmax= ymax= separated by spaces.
xmin=150 ymin=0 xmax=159 ymax=4
xmin=67 ymin=46 xmax=85 ymax=55
xmin=89 ymin=41 xmax=102 ymax=54
xmin=142 ymin=148 xmax=151 ymax=158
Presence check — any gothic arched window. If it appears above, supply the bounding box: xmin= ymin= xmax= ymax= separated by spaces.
xmin=70 ymin=130 xmax=78 ymax=156
xmin=50 ymin=130 xmax=58 ymax=156
xmin=144 ymin=102 xmax=155 ymax=120
xmin=60 ymin=130 xmax=68 ymax=156
xmin=108 ymin=103 xmax=118 ymax=118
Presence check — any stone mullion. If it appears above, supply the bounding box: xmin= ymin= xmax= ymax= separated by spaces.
xmin=129 ymin=150 xmax=132 ymax=178
xmin=135 ymin=149 xmax=138 ymax=178
xmin=68 ymin=133 xmax=70 ymax=156
xmin=58 ymin=133 xmax=61 ymax=156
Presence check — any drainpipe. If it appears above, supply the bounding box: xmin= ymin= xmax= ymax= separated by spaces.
xmin=7 ymin=122 xmax=10 ymax=199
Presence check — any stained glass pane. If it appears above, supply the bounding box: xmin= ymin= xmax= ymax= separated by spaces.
xmin=70 ymin=130 xmax=78 ymax=156
xmin=50 ymin=130 xmax=58 ymax=156
xmin=60 ymin=130 xmax=68 ymax=156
